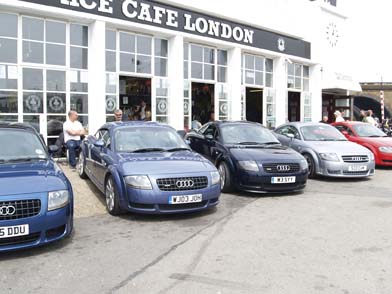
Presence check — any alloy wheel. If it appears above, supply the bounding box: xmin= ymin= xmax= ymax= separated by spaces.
xmin=105 ymin=178 xmax=115 ymax=212
xmin=77 ymin=153 xmax=84 ymax=176
xmin=218 ymin=164 xmax=226 ymax=190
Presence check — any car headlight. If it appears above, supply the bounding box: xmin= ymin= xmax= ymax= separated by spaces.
xmin=48 ymin=190 xmax=70 ymax=211
xmin=379 ymin=146 xmax=392 ymax=153
xmin=124 ymin=175 xmax=152 ymax=190
xmin=238 ymin=160 xmax=259 ymax=172
xmin=299 ymin=159 xmax=308 ymax=170
xmin=210 ymin=171 xmax=221 ymax=186
xmin=369 ymin=152 xmax=375 ymax=161
xmin=319 ymin=153 xmax=339 ymax=162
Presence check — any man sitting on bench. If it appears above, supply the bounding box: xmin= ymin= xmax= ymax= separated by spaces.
xmin=63 ymin=110 xmax=85 ymax=170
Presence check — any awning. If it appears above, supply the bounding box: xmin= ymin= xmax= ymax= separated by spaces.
xmin=322 ymin=71 xmax=362 ymax=95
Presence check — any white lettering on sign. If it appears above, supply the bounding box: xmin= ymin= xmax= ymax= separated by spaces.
xmin=58 ymin=0 xmax=254 ymax=45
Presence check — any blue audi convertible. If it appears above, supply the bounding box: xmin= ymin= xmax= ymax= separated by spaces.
xmin=77 ymin=122 xmax=221 ymax=215
xmin=0 ymin=123 xmax=73 ymax=252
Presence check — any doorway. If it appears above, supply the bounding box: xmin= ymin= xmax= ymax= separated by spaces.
xmin=246 ymin=87 xmax=263 ymax=124
xmin=192 ymin=83 xmax=214 ymax=126
xmin=288 ymin=91 xmax=301 ymax=122
xmin=119 ymin=76 xmax=151 ymax=121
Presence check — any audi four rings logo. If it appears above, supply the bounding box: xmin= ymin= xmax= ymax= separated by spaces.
xmin=176 ymin=180 xmax=195 ymax=188
xmin=352 ymin=157 xmax=362 ymax=161
xmin=277 ymin=165 xmax=291 ymax=172
xmin=0 ymin=205 xmax=16 ymax=216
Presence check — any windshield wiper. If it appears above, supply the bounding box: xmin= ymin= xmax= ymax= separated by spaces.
xmin=4 ymin=157 xmax=47 ymax=163
xmin=260 ymin=142 xmax=281 ymax=145
xmin=166 ymin=147 xmax=190 ymax=152
xmin=131 ymin=148 xmax=166 ymax=153
xmin=237 ymin=142 xmax=263 ymax=145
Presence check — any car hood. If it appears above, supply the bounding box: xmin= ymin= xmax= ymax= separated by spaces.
xmin=229 ymin=145 xmax=304 ymax=161
xmin=305 ymin=141 xmax=370 ymax=154
xmin=0 ymin=161 xmax=67 ymax=196
xmin=118 ymin=151 xmax=216 ymax=174
xmin=354 ymin=136 xmax=392 ymax=147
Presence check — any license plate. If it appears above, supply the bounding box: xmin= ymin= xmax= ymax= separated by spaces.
xmin=169 ymin=194 xmax=202 ymax=205
xmin=0 ymin=224 xmax=29 ymax=239
xmin=348 ymin=165 xmax=367 ymax=172
xmin=271 ymin=176 xmax=296 ymax=184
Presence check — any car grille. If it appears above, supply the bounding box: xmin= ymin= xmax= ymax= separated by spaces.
xmin=0 ymin=232 xmax=41 ymax=247
xmin=263 ymin=163 xmax=300 ymax=173
xmin=156 ymin=177 xmax=208 ymax=191
xmin=0 ymin=200 xmax=41 ymax=221
xmin=342 ymin=170 xmax=369 ymax=176
xmin=159 ymin=201 xmax=208 ymax=211
xmin=341 ymin=155 xmax=369 ymax=163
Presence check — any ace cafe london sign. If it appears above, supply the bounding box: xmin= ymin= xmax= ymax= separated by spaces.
xmin=18 ymin=0 xmax=311 ymax=59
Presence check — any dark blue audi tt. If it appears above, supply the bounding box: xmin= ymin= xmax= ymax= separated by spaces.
xmin=185 ymin=121 xmax=308 ymax=193
xmin=77 ymin=121 xmax=220 ymax=215
xmin=0 ymin=123 xmax=73 ymax=252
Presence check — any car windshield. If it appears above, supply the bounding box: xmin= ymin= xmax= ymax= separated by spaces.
xmin=220 ymin=124 xmax=280 ymax=145
xmin=301 ymin=125 xmax=347 ymax=141
xmin=0 ymin=129 xmax=47 ymax=162
xmin=115 ymin=127 xmax=189 ymax=152
xmin=352 ymin=124 xmax=387 ymax=137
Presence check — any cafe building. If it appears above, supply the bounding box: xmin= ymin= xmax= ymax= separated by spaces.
xmin=0 ymin=0 xmax=333 ymax=144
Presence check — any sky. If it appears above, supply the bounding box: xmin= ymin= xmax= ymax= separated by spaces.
xmin=340 ymin=0 xmax=392 ymax=83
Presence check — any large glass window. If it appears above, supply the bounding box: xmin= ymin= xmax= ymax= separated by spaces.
xmin=70 ymin=24 xmax=88 ymax=69
xmin=154 ymin=39 xmax=168 ymax=77
xmin=287 ymin=63 xmax=309 ymax=91
xmin=242 ymin=54 xmax=273 ymax=87
xmin=0 ymin=13 xmax=18 ymax=64
xmin=119 ymin=32 xmax=152 ymax=74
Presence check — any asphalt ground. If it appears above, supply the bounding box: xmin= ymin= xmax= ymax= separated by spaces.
xmin=1 ymin=165 xmax=392 ymax=294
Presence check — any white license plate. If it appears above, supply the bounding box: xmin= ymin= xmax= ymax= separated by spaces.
xmin=169 ymin=194 xmax=202 ymax=205
xmin=271 ymin=176 xmax=296 ymax=184
xmin=0 ymin=224 xmax=29 ymax=239
xmin=348 ymin=165 xmax=367 ymax=172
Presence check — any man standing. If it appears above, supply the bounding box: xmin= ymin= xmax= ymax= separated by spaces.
xmin=63 ymin=110 xmax=85 ymax=169
xmin=114 ymin=109 xmax=123 ymax=122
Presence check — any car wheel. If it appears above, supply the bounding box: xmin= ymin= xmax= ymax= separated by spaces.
xmin=218 ymin=161 xmax=233 ymax=193
xmin=77 ymin=151 xmax=88 ymax=179
xmin=303 ymin=153 xmax=316 ymax=179
xmin=105 ymin=176 xmax=122 ymax=216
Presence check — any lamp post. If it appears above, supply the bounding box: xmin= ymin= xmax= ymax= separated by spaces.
xmin=380 ymin=76 xmax=384 ymax=121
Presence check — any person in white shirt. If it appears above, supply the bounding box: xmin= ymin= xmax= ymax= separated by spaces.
xmin=63 ymin=110 xmax=85 ymax=169
xmin=334 ymin=110 xmax=345 ymax=123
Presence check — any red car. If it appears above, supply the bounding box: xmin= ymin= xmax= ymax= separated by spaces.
xmin=332 ymin=121 xmax=392 ymax=166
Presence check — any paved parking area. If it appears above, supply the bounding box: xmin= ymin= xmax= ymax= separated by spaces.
xmin=1 ymin=166 xmax=392 ymax=294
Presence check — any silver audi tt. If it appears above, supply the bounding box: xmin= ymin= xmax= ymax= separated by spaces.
xmin=274 ymin=122 xmax=375 ymax=178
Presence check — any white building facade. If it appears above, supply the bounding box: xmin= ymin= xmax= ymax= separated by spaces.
xmin=0 ymin=0 xmax=351 ymax=144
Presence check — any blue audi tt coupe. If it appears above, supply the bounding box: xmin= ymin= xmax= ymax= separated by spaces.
xmin=77 ymin=122 xmax=221 ymax=215
xmin=185 ymin=121 xmax=309 ymax=193
xmin=0 ymin=123 xmax=73 ymax=252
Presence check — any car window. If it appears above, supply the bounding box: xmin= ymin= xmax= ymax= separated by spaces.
xmin=352 ymin=124 xmax=387 ymax=137
xmin=220 ymin=124 xmax=279 ymax=144
xmin=114 ymin=127 xmax=188 ymax=152
xmin=0 ymin=129 xmax=48 ymax=161
xmin=335 ymin=125 xmax=353 ymax=136
xmin=277 ymin=126 xmax=300 ymax=139
xmin=300 ymin=125 xmax=347 ymax=141
xmin=101 ymin=130 xmax=111 ymax=148
xmin=204 ymin=125 xmax=217 ymax=138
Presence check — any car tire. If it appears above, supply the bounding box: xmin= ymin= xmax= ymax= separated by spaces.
xmin=303 ymin=153 xmax=316 ymax=179
xmin=105 ymin=176 xmax=122 ymax=216
xmin=218 ymin=161 xmax=233 ymax=193
xmin=77 ymin=151 xmax=88 ymax=179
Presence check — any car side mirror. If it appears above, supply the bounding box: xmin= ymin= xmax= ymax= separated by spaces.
xmin=205 ymin=134 xmax=214 ymax=140
xmin=48 ymin=145 xmax=59 ymax=154
xmin=341 ymin=131 xmax=350 ymax=137
xmin=286 ymin=133 xmax=295 ymax=140
xmin=94 ymin=140 xmax=105 ymax=148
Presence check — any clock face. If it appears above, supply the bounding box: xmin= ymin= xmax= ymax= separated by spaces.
xmin=326 ymin=22 xmax=339 ymax=47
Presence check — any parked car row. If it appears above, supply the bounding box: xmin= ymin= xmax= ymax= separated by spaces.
xmin=1 ymin=119 xmax=390 ymax=252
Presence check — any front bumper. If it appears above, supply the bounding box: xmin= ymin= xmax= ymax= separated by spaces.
xmin=120 ymin=172 xmax=221 ymax=214
xmin=0 ymin=193 xmax=73 ymax=253
xmin=318 ymin=160 xmax=376 ymax=178
xmin=234 ymin=170 xmax=308 ymax=193
xmin=376 ymin=152 xmax=392 ymax=166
